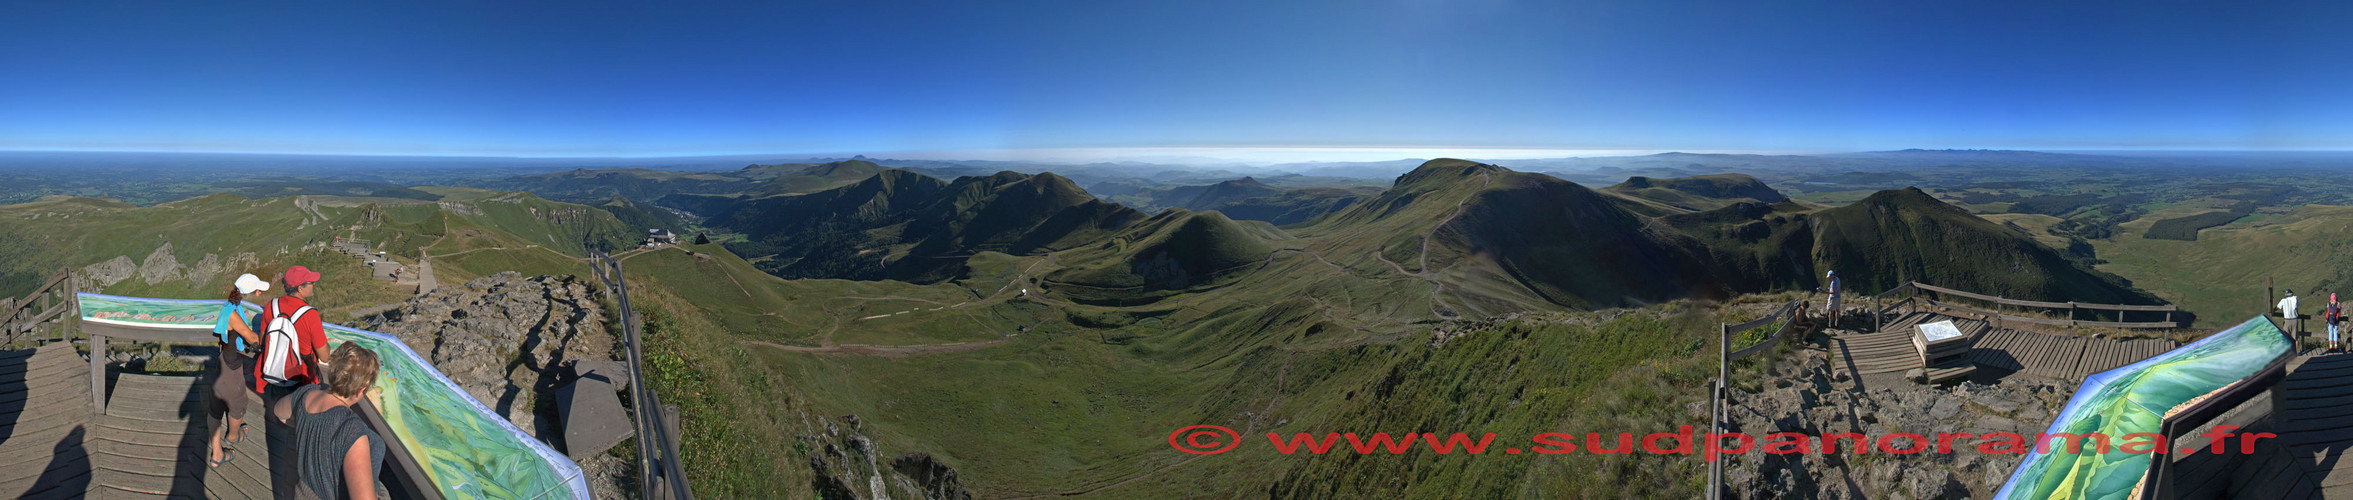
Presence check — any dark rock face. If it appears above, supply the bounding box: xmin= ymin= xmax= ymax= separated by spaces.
xmin=805 ymin=415 xmax=976 ymax=500
xmin=360 ymin=271 xmax=630 ymax=498
xmin=891 ymin=453 xmax=973 ymax=500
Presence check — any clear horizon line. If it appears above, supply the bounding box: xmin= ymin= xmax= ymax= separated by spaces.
xmin=5 ymin=145 xmax=2352 ymax=163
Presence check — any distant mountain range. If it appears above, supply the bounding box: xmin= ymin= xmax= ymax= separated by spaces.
xmin=669 ymin=158 xmax=2154 ymax=313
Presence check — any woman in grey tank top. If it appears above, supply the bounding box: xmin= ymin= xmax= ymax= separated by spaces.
xmin=273 ymin=343 xmax=386 ymax=500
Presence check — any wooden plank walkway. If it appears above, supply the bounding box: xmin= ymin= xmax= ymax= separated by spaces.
xmin=2206 ymin=352 xmax=2353 ymax=499
xmin=0 ymin=343 xmax=96 ymax=499
xmin=0 ymin=343 xmax=284 ymax=499
xmin=1835 ymin=311 xmax=2180 ymax=380
xmin=1831 ymin=328 xmax=1919 ymax=376
xmin=1833 ymin=312 xmax=1978 ymax=377
xmin=95 ymin=372 xmax=281 ymax=499
xmin=1825 ymin=312 xmax=2353 ymax=497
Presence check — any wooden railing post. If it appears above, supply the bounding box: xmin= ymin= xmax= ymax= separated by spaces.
xmin=64 ymin=271 xmax=77 ymax=344
xmin=1709 ymin=311 xmax=1731 ymax=500
xmin=90 ymin=334 xmax=105 ymax=415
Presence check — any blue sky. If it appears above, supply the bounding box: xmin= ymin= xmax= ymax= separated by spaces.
xmin=2 ymin=0 xmax=2348 ymax=159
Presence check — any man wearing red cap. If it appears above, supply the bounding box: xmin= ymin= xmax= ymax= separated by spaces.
xmin=254 ymin=266 xmax=329 ymax=399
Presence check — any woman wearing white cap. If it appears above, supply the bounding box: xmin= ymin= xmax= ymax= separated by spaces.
xmin=208 ymin=273 xmax=270 ymax=468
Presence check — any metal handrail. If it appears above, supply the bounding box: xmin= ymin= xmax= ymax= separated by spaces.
xmin=593 ymin=251 xmax=694 ymax=500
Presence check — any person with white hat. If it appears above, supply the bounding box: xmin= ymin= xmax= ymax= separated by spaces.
xmin=1824 ymin=270 xmax=1843 ymax=328
xmin=2282 ymin=290 xmax=2303 ymax=345
xmin=208 ymin=273 xmax=270 ymax=468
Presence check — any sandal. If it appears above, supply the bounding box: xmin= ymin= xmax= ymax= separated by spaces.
xmin=209 ymin=449 xmax=235 ymax=469
xmin=225 ymin=422 xmax=250 ymax=446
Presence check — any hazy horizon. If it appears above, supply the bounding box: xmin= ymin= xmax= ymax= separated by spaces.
xmin=6 ymin=146 xmax=2353 ymax=169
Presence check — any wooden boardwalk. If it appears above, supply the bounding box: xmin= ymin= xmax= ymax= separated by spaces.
xmin=0 ymin=343 xmax=96 ymax=499
xmin=1829 ymin=312 xmax=1987 ymax=377
xmin=0 ymin=343 xmax=281 ymax=499
xmin=1965 ymin=326 xmax=2178 ymax=379
xmin=2174 ymin=352 xmax=2353 ymax=499
xmin=1828 ymin=307 xmax=2353 ymax=497
xmin=1832 ymin=311 xmax=2180 ymax=381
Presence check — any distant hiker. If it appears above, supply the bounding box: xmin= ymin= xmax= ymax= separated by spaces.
xmin=208 ymin=273 xmax=270 ymax=469
xmin=2329 ymin=293 xmax=2344 ymax=353
xmin=2281 ymin=290 xmax=2302 ymax=341
xmin=257 ymin=266 xmax=330 ymax=405
xmin=1791 ymin=301 xmax=1820 ymax=335
xmin=273 ymin=343 xmax=385 ymax=500
xmin=1824 ymin=270 xmax=1843 ymax=328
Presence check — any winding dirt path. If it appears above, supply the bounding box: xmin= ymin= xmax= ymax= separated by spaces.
xmin=740 ymin=339 xmax=1010 ymax=358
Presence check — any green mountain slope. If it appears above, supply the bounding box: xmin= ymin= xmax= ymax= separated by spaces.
xmin=1045 ymin=209 xmax=1284 ymax=293
xmin=0 ymin=190 xmax=637 ymax=319
xmin=2089 ymin=204 xmax=2353 ymax=326
xmin=1175 ymin=177 xmax=1282 ymax=209
xmin=485 ymin=160 xmax=900 ymax=207
xmin=443 ymin=191 xmax=640 ymax=256
xmin=747 ymin=160 xmax=892 ymax=197
xmin=1280 ymin=160 xmax=2154 ymax=317
xmin=487 ymin=168 xmax=747 ymax=203
xmin=1805 ymin=187 xmax=2151 ymax=303
xmin=1195 ymin=186 xmax=1381 ymax=226
xmin=1281 ymin=159 xmax=1707 ymax=315
xmin=597 ymin=195 xmax=691 ymax=234
xmin=1602 ymin=173 xmax=1790 ymax=214
xmin=701 ymin=170 xmax=1148 ymax=282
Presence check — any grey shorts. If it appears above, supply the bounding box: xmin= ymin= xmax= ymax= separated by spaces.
xmin=212 ymin=349 xmax=252 ymax=420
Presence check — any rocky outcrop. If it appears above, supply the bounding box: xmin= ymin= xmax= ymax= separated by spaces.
xmin=74 ymin=246 xmax=259 ymax=291
xmin=1716 ymin=336 xmax=2074 ymax=498
xmin=362 ymin=272 xmax=619 ymax=437
xmin=186 ymin=251 xmax=260 ymax=288
xmin=890 ymin=453 xmax=973 ymax=500
xmin=136 ymin=242 xmax=186 ymax=284
xmin=362 ymin=271 xmax=630 ymax=498
xmin=76 ymin=256 xmax=136 ymax=289
xmin=806 ymin=415 xmax=975 ymax=500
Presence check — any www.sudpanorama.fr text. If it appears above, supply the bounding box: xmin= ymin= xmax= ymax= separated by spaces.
xmin=1167 ymin=424 xmax=2275 ymax=458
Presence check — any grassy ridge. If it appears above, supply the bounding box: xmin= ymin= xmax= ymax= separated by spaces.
xmin=704 ymin=170 xmax=1148 ymax=282
xmin=1602 ymin=173 xmax=1788 ymax=213
xmin=1045 ymin=209 xmax=1283 ymax=293
xmin=1804 ymin=187 xmax=2152 ymax=303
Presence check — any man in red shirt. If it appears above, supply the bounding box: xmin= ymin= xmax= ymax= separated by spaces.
xmin=254 ymin=266 xmax=329 ymax=396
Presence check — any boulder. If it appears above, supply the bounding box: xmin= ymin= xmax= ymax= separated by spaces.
xmin=555 ymin=377 xmax=633 ymax=461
